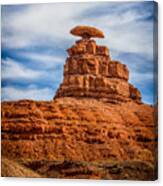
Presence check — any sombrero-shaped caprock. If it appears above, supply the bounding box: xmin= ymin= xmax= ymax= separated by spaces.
xmin=70 ymin=25 xmax=105 ymax=39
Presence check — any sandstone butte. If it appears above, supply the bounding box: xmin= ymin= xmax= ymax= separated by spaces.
xmin=1 ymin=25 xmax=158 ymax=180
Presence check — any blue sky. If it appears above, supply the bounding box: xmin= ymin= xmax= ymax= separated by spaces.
xmin=1 ymin=1 xmax=157 ymax=104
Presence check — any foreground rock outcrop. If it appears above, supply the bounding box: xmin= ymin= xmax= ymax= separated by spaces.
xmin=1 ymin=25 xmax=157 ymax=180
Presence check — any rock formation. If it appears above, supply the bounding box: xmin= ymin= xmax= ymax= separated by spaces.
xmin=55 ymin=25 xmax=141 ymax=104
xmin=1 ymin=26 xmax=157 ymax=180
xmin=70 ymin=25 xmax=104 ymax=38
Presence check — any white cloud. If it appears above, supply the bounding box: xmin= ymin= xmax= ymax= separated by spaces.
xmin=1 ymin=58 xmax=43 ymax=80
xmin=2 ymin=86 xmax=53 ymax=101
xmin=129 ymin=71 xmax=153 ymax=85
xmin=19 ymin=52 xmax=65 ymax=68
xmin=81 ymin=10 xmax=153 ymax=58
xmin=2 ymin=3 xmax=98 ymax=48
xmin=2 ymin=2 xmax=153 ymax=58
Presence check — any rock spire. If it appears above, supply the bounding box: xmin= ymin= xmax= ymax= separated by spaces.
xmin=54 ymin=25 xmax=141 ymax=104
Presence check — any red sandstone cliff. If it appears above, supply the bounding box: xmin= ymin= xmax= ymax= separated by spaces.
xmin=1 ymin=26 xmax=157 ymax=180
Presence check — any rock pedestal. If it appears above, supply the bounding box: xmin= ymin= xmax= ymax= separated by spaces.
xmin=54 ymin=26 xmax=141 ymax=103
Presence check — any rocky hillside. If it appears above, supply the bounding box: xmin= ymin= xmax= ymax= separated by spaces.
xmin=1 ymin=26 xmax=157 ymax=180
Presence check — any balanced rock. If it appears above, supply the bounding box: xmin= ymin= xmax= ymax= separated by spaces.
xmin=70 ymin=25 xmax=104 ymax=39
xmin=55 ymin=26 xmax=141 ymax=103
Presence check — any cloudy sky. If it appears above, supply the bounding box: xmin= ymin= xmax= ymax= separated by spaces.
xmin=1 ymin=1 xmax=157 ymax=104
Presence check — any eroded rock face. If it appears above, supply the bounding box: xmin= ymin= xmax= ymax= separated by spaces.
xmin=1 ymin=96 xmax=157 ymax=180
xmin=55 ymin=35 xmax=141 ymax=103
xmin=2 ymin=99 xmax=156 ymax=162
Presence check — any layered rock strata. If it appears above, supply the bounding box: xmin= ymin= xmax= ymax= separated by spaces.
xmin=2 ymin=98 xmax=156 ymax=163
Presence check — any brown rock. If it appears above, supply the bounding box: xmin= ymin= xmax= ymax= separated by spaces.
xmin=108 ymin=61 xmax=129 ymax=81
xmin=70 ymin=25 xmax=104 ymax=39
xmin=1 ymin=99 xmax=157 ymax=169
xmin=96 ymin=45 xmax=109 ymax=56
xmin=129 ymin=84 xmax=142 ymax=102
xmin=67 ymin=44 xmax=86 ymax=56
